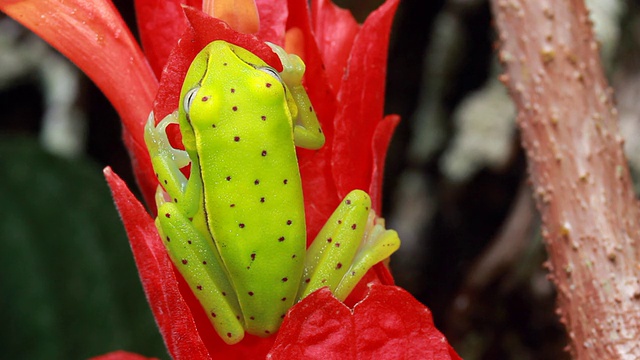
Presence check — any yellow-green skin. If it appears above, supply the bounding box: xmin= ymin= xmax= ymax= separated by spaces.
xmin=181 ymin=41 xmax=308 ymax=337
xmin=144 ymin=40 xmax=400 ymax=345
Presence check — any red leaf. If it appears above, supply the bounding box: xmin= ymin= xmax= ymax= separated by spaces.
xmin=134 ymin=0 xmax=188 ymax=78
xmin=269 ymin=285 xmax=461 ymax=360
xmin=311 ymin=0 xmax=360 ymax=92
xmin=369 ymin=114 xmax=400 ymax=213
xmin=268 ymin=288 xmax=356 ymax=359
xmin=296 ymin=149 xmax=341 ymax=242
xmin=153 ymin=7 xmax=282 ymax=121
xmin=90 ymin=350 xmax=158 ymax=360
xmin=353 ymin=285 xmax=461 ymax=359
xmin=104 ymin=167 xmax=211 ymax=360
xmin=255 ymin=0 xmax=288 ymax=45
xmin=331 ymin=0 xmax=400 ymax=199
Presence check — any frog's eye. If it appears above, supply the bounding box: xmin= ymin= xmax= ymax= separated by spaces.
xmin=258 ymin=66 xmax=283 ymax=83
xmin=183 ymin=87 xmax=200 ymax=114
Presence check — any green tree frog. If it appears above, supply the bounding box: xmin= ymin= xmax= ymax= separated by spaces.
xmin=144 ymin=40 xmax=400 ymax=345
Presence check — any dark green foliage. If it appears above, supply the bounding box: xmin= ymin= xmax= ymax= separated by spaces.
xmin=0 ymin=136 xmax=166 ymax=359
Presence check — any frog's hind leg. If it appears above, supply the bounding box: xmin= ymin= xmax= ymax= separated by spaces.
xmin=155 ymin=187 xmax=245 ymax=345
xmin=148 ymin=112 xmax=244 ymax=343
xmin=297 ymin=190 xmax=400 ymax=301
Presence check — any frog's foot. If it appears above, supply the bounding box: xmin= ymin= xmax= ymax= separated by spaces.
xmin=297 ymin=190 xmax=401 ymax=301
xmin=144 ymin=111 xmax=190 ymax=168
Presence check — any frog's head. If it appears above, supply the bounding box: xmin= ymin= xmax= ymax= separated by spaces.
xmin=178 ymin=40 xmax=296 ymax=152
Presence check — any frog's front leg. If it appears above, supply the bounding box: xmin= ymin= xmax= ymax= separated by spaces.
xmin=297 ymin=190 xmax=401 ymax=301
xmin=144 ymin=111 xmax=202 ymax=215
xmin=145 ymin=112 xmax=245 ymax=344
xmin=268 ymin=43 xmax=325 ymax=150
xmin=145 ymin=112 xmax=209 ymax=254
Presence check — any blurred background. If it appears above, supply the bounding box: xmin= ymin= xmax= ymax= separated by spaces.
xmin=2 ymin=0 xmax=640 ymax=358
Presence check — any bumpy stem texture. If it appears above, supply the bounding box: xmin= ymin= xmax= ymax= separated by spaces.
xmin=490 ymin=0 xmax=640 ymax=358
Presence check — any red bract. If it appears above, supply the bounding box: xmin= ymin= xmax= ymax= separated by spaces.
xmin=269 ymin=286 xmax=461 ymax=359
xmin=1 ymin=0 xmax=460 ymax=359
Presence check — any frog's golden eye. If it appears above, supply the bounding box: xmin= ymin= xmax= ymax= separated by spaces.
xmin=183 ymin=87 xmax=200 ymax=115
xmin=257 ymin=66 xmax=283 ymax=83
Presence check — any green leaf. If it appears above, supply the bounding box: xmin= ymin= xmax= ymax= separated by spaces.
xmin=0 ymin=136 xmax=166 ymax=359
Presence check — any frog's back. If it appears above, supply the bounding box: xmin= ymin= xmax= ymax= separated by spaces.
xmin=191 ymin=42 xmax=306 ymax=336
